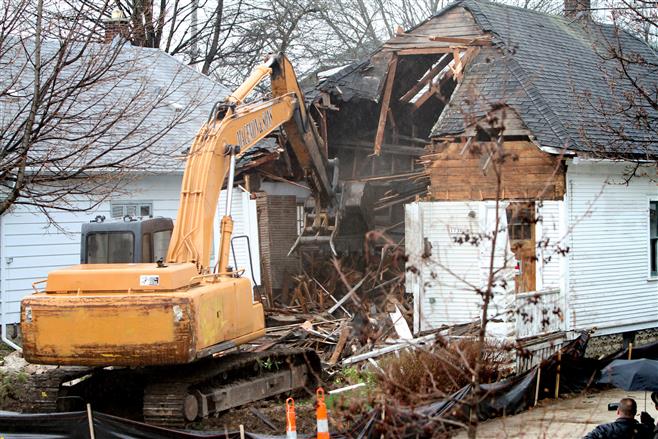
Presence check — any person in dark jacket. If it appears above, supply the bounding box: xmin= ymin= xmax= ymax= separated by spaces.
xmin=638 ymin=392 xmax=658 ymax=439
xmin=584 ymin=398 xmax=652 ymax=439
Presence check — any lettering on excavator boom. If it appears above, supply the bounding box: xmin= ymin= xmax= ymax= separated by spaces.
xmin=236 ymin=108 xmax=274 ymax=147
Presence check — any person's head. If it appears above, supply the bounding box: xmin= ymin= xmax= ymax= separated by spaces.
xmin=617 ymin=398 xmax=637 ymax=418
xmin=652 ymin=392 xmax=658 ymax=410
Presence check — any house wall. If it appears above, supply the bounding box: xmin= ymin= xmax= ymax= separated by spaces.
xmin=538 ymin=200 xmax=564 ymax=290
xmin=406 ymin=199 xmax=564 ymax=339
xmin=405 ymin=201 xmax=520 ymax=337
xmin=565 ymin=160 xmax=658 ymax=335
xmin=0 ymin=174 xmax=260 ymax=325
xmin=426 ymin=140 xmax=566 ymax=201
xmin=255 ymin=193 xmax=299 ymax=294
xmin=407 ymin=158 xmax=658 ymax=344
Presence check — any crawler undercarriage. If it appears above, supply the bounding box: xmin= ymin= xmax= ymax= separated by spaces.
xmin=36 ymin=348 xmax=320 ymax=428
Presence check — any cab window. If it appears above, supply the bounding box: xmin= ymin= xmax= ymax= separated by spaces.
xmin=153 ymin=230 xmax=172 ymax=261
xmin=86 ymin=232 xmax=134 ymax=263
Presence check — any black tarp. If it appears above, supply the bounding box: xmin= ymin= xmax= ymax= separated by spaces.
xmin=5 ymin=334 xmax=658 ymax=439
xmin=0 ymin=411 xmax=291 ymax=439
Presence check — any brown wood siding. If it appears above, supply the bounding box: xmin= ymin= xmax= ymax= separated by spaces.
xmin=425 ymin=141 xmax=565 ymax=201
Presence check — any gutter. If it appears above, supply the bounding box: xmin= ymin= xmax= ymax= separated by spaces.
xmin=0 ymin=214 xmax=22 ymax=352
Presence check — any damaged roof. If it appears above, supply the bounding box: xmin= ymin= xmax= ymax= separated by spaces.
xmin=313 ymin=0 xmax=657 ymax=156
xmin=435 ymin=0 xmax=657 ymax=155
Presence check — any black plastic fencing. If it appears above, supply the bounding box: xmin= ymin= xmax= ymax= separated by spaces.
xmin=2 ymin=333 xmax=657 ymax=439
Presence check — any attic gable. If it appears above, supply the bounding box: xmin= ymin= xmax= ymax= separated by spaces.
xmin=313 ymin=0 xmax=657 ymax=159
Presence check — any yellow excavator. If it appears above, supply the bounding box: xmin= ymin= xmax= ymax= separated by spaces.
xmin=20 ymin=54 xmax=340 ymax=426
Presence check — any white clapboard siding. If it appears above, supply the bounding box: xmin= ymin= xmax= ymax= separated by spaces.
xmin=538 ymin=201 xmax=563 ymax=290
xmin=406 ymin=202 xmax=486 ymax=331
xmin=406 ymin=200 xmax=560 ymax=339
xmin=0 ymin=175 xmax=260 ymax=324
xmin=566 ymin=162 xmax=658 ymax=334
xmin=478 ymin=202 xmax=515 ymax=338
xmin=216 ymin=187 xmax=261 ymax=287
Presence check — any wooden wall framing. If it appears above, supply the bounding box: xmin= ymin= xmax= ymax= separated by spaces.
xmin=424 ymin=140 xmax=566 ymax=201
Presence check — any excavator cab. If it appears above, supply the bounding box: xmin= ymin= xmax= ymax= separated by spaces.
xmin=81 ymin=217 xmax=173 ymax=264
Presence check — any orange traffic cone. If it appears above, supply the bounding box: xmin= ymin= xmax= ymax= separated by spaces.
xmin=286 ymin=397 xmax=297 ymax=439
xmin=316 ymin=387 xmax=330 ymax=439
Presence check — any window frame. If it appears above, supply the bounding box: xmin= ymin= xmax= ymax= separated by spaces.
xmin=110 ymin=201 xmax=153 ymax=219
xmin=648 ymin=198 xmax=658 ymax=280
xmin=85 ymin=230 xmax=136 ymax=264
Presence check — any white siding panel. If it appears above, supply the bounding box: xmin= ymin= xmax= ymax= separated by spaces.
xmin=538 ymin=201 xmax=563 ymax=289
xmin=405 ymin=201 xmax=516 ymax=335
xmin=0 ymin=175 xmax=260 ymax=324
xmin=478 ymin=202 xmax=515 ymax=338
xmin=567 ymin=162 xmax=658 ymax=333
xmin=407 ymin=202 xmax=483 ymax=331
xmin=216 ymin=187 xmax=261 ymax=287
xmin=405 ymin=203 xmax=423 ymax=334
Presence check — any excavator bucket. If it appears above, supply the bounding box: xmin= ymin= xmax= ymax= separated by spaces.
xmin=289 ymin=181 xmax=370 ymax=255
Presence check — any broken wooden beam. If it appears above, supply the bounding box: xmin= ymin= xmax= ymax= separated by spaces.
xmin=373 ymin=53 xmax=399 ymax=156
xmin=399 ymin=53 xmax=452 ymax=103
xmin=396 ymin=47 xmax=456 ymax=55
xmin=327 ymin=275 xmax=367 ymax=314
xmin=328 ymin=324 xmax=350 ymax=365
xmin=341 ymin=332 xmax=440 ymax=365
xmin=428 ymin=35 xmax=492 ymax=45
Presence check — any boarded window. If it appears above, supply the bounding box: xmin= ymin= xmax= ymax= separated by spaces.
xmin=650 ymin=201 xmax=658 ymax=277
xmin=506 ymin=202 xmax=536 ymax=293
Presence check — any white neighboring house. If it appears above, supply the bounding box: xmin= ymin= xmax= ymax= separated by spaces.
xmin=0 ymin=42 xmax=263 ymax=335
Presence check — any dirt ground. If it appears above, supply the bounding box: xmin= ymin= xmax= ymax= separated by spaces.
xmin=192 ymin=397 xmax=319 ymax=435
xmin=454 ymin=388 xmax=658 ymax=438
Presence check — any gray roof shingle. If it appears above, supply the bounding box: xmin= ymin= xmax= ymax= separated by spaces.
xmin=1 ymin=38 xmax=231 ymax=173
xmin=310 ymin=0 xmax=657 ymax=157
xmin=433 ymin=0 xmax=658 ymax=156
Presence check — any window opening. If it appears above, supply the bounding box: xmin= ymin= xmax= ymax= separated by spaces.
xmin=110 ymin=201 xmax=153 ymax=219
xmin=506 ymin=202 xmax=536 ymax=293
xmin=650 ymin=201 xmax=658 ymax=277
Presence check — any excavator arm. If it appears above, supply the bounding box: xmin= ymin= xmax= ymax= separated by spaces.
xmin=166 ymin=54 xmax=336 ymax=274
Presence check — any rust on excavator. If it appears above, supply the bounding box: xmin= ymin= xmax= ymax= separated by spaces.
xmin=22 ymin=275 xmax=265 ymax=366
xmin=19 ymin=54 xmax=332 ymax=423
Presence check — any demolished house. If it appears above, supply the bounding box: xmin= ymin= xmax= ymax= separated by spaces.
xmin=303 ymin=0 xmax=658 ymax=366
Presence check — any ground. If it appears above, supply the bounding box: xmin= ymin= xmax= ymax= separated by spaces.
xmin=2 ymin=347 xmax=655 ymax=438
xmin=455 ymin=389 xmax=658 ymax=438
xmin=191 ymin=396 xmax=319 ymax=434
xmin=0 ymin=349 xmax=355 ymax=436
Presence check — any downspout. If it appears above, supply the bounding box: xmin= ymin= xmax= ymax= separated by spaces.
xmin=0 ymin=214 xmax=22 ymax=351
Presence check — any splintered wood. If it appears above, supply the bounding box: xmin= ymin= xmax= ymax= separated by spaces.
xmin=250 ymin=247 xmax=415 ymax=366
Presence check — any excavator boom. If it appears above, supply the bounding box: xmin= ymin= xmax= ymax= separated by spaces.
xmin=19 ymin=54 xmax=331 ymax=426
xmin=20 ymin=53 xmax=333 ymax=368
xmin=167 ymin=54 xmax=336 ymax=273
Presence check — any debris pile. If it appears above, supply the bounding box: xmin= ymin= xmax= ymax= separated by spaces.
xmin=248 ymin=236 xmax=417 ymax=366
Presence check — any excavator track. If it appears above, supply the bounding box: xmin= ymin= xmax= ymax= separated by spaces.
xmin=143 ymin=348 xmax=321 ymax=427
xmin=29 ymin=367 xmax=91 ymax=413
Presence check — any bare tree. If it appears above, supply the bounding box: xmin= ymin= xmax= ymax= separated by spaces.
xmin=0 ymin=0 xmax=210 ymax=219
xmin=585 ymin=2 xmax=658 ymax=162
